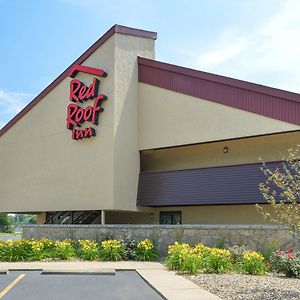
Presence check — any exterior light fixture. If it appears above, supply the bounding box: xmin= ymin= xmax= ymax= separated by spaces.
xmin=223 ymin=146 xmax=229 ymax=154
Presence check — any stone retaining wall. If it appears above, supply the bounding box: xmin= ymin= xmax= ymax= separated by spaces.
xmin=22 ymin=224 xmax=300 ymax=255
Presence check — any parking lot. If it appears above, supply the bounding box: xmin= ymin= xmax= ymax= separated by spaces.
xmin=0 ymin=270 xmax=164 ymax=300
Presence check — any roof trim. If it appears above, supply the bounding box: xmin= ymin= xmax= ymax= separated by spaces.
xmin=138 ymin=57 xmax=300 ymax=103
xmin=0 ymin=25 xmax=157 ymax=138
xmin=138 ymin=57 xmax=300 ymax=126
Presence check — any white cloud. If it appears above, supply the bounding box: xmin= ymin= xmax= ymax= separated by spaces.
xmin=0 ymin=89 xmax=33 ymax=126
xmin=190 ymin=0 xmax=300 ymax=93
xmin=197 ymin=31 xmax=248 ymax=68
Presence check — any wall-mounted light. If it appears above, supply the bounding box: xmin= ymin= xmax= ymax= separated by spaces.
xmin=223 ymin=146 xmax=229 ymax=154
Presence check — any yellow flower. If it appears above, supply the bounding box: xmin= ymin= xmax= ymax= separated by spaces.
xmin=137 ymin=239 xmax=154 ymax=250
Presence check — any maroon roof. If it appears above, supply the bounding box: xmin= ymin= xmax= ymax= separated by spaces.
xmin=138 ymin=57 xmax=300 ymax=126
xmin=0 ymin=25 xmax=157 ymax=138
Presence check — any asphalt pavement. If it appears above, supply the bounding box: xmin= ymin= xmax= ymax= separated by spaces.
xmin=0 ymin=270 xmax=163 ymax=300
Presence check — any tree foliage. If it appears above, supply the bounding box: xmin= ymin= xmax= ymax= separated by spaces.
xmin=256 ymin=146 xmax=300 ymax=237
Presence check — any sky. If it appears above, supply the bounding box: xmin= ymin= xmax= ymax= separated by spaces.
xmin=0 ymin=0 xmax=300 ymax=129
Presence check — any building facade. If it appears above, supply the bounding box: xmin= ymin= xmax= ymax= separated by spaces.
xmin=1 ymin=25 xmax=300 ymax=225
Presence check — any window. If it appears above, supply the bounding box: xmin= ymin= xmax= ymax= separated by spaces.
xmin=159 ymin=211 xmax=182 ymax=225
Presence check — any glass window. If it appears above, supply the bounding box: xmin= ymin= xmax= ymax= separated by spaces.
xmin=159 ymin=211 xmax=182 ymax=225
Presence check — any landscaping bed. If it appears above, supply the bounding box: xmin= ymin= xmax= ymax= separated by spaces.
xmin=0 ymin=238 xmax=157 ymax=262
xmin=165 ymin=242 xmax=300 ymax=300
xmin=186 ymin=273 xmax=300 ymax=300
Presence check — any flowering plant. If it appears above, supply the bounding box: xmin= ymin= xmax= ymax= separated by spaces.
xmin=52 ymin=240 xmax=76 ymax=260
xmin=201 ymin=248 xmax=232 ymax=274
xmin=271 ymin=248 xmax=300 ymax=277
xmin=242 ymin=251 xmax=267 ymax=275
xmin=77 ymin=240 xmax=99 ymax=260
xmin=166 ymin=242 xmax=200 ymax=274
xmin=99 ymin=239 xmax=125 ymax=261
xmin=136 ymin=239 xmax=157 ymax=261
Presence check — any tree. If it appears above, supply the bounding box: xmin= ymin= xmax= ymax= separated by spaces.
xmin=0 ymin=213 xmax=12 ymax=233
xmin=256 ymin=146 xmax=300 ymax=237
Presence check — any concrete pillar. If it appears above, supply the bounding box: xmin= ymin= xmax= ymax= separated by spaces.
xmin=37 ymin=212 xmax=46 ymax=224
xmin=101 ymin=210 xmax=105 ymax=225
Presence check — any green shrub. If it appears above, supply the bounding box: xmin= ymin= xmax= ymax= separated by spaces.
xmin=77 ymin=240 xmax=100 ymax=260
xmin=51 ymin=240 xmax=76 ymax=260
xmin=0 ymin=239 xmax=34 ymax=261
xmin=215 ymin=236 xmax=226 ymax=249
xmin=228 ymin=244 xmax=247 ymax=265
xmin=136 ymin=239 xmax=157 ymax=261
xmin=242 ymin=251 xmax=267 ymax=275
xmin=99 ymin=240 xmax=125 ymax=261
xmin=179 ymin=252 xmax=201 ymax=274
xmin=121 ymin=238 xmax=138 ymax=260
xmin=166 ymin=242 xmax=232 ymax=274
xmin=271 ymin=248 xmax=300 ymax=277
xmin=166 ymin=242 xmax=204 ymax=274
xmin=201 ymin=248 xmax=232 ymax=274
xmin=166 ymin=242 xmax=192 ymax=271
xmin=0 ymin=238 xmax=159 ymax=262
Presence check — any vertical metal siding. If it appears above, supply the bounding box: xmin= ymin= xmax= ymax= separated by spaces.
xmin=137 ymin=162 xmax=280 ymax=206
xmin=138 ymin=60 xmax=300 ymax=126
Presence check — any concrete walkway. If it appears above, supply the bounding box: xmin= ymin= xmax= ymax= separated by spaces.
xmin=0 ymin=261 xmax=222 ymax=300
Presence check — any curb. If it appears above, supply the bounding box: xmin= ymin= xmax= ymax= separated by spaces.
xmin=41 ymin=268 xmax=115 ymax=275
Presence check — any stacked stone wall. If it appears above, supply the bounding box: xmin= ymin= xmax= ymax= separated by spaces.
xmin=22 ymin=224 xmax=299 ymax=255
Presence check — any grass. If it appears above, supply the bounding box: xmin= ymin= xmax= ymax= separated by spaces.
xmin=0 ymin=232 xmax=21 ymax=236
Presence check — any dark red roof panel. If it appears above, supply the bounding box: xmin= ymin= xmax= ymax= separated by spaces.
xmin=138 ymin=57 xmax=300 ymax=126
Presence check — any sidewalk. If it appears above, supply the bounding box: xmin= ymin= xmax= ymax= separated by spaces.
xmin=0 ymin=261 xmax=222 ymax=300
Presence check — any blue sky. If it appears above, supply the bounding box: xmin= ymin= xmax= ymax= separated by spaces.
xmin=0 ymin=0 xmax=299 ymax=128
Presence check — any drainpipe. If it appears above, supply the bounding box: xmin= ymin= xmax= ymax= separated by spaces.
xmin=101 ymin=210 xmax=105 ymax=225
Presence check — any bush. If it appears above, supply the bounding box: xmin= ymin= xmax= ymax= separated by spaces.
xmin=77 ymin=240 xmax=99 ymax=260
xmin=167 ymin=242 xmax=202 ymax=274
xmin=228 ymin=244 xmax=247 ymax=265
xmin=242 ymin=251 xmax=267 ymax=275
xmin=166 ymin=242 xmax=192 ymax=271
xmin=0 ymin=239 xmax=34 ymax=261
xmin=121 ymin=238 xmax=138 ymax=260
xmin=201 ymin=248 xmax=232 ymax=274
xmin=166 ymin=242 xmax=233 ymax=274
xmin=0 ymin=238 xmax=159 ymax=262
xmin=271 ymin=248 xmax=300 ymax=278
xmin=51 ymin=240 xmax=76 ymax=260
xmin=165 ymin=242 xmax=271 ymax=276
xmin=99 ymin=240 xmax=125 ymax=261
xmin=136 ymin=239 xmax=157 ymax=261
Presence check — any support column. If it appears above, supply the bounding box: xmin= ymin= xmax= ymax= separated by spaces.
xmin=101 ymin=210 xmax=105 ymax=225
xmin=37 ymin=212 xmax=47 ymax=224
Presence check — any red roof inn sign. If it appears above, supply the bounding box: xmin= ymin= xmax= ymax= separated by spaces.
xmin=66 ymin=65 xmax=107 ymax=140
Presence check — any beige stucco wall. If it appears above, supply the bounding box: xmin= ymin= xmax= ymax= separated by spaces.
xmin=0 ymin=36 xmax=115 ymax=212
xmin=112 ymin=34 xmax=154 ymax=211
xmin=141 ymin=131 xmax=300 ymax=172
xmin=138 ymin=84 xmax=300 ymax=150
xmin=0 ymin=32 xmax=154 ymax=213
xmin=154 ymin=205 xmax=268 ymax=224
